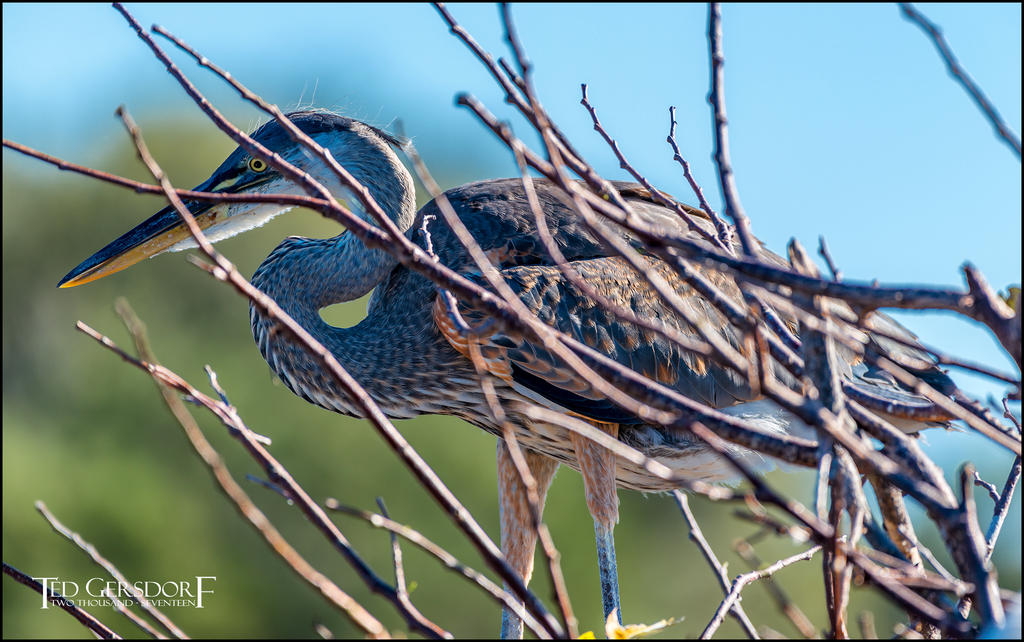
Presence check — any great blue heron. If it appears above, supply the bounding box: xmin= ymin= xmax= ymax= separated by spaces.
xmin=59 ymin=110 xmax=952 ymax=637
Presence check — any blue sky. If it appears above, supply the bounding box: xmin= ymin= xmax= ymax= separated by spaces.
xmin=3 ymin=3 xmax=1020 ymax=410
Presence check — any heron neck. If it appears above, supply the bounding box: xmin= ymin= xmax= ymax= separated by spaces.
xmin=249 ymin=212 xmax=422 ymax=416
xmin=248 ymin=132 xmax=428 ymax=415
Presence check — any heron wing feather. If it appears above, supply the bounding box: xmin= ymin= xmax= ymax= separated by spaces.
xmin=421 ymin=178 xmax=956 ymax=427
xmin=437 ymin=257 xmax=759 ymax=424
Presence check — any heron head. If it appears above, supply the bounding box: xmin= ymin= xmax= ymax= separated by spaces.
xmin=58 ymin=110 xmax=412 ymax=288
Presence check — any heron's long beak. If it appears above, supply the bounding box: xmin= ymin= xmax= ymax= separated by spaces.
xmin=58 ymin=172 xmax=270 ymax=288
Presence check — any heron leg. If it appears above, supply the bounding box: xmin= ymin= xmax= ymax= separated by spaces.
xmin=497 ymin=440 xmax=559 ymax=639
xmin=570 ymin=421 xmax=622 ymax=627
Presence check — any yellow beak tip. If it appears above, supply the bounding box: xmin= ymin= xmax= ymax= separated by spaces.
xmin=57 ymin=210 xmax=219 ymax=289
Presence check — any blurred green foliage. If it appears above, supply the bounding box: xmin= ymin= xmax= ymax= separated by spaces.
xmin=2 ymin=119 xmax=1019 ymax=639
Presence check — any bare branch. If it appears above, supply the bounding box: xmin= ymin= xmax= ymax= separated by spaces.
xmin=34 ymin=501 xmax=187 ymax=639
xmin=818 ymin=236 xmax=842 ymax=282
xmin=899 ymin=3 xmax=1022 ymax=158
xmin=3 ymin=561 xmax=122 ymax=640
xmin=75 ymin=318 xmax=392 ymax=639
xmin=733 ymin=536 xmax=817 ymax=637
xmin=701 ymin=546 xmax=822 ymax=639
xmin=1 ymin=138 xmax=330 ymax=211
xmin=325 ymin=500 xmax=541 ymax=628
xmin=673 ymin=491 xmax=759 ymax=638
xmin=579 ymin=84 xmax=727 ymax=250
xmin=983 ymin=456 xmax=1022 ymax=563
xmin=707 ymin=3 xmax=758 ymax=257
xmin=666 ymin=105 xmax=734 ymax=249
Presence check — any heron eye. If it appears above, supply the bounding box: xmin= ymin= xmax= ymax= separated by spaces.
xmin=248 ymin=158 xmax=268 ymax=172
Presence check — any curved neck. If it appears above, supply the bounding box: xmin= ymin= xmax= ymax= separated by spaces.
xmin=248 ymin=159 xmax=423 ymax=416
xmin=252 ymin=130 xmax=418 ymax=326
xmin=254 ymin=233 xmax=399 ymax=311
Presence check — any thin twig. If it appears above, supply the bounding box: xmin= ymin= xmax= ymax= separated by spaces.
xmin=707 ymin=3 xmax=757 ymax=257
xmin=983 ymin=456 xmax=1021 ymax=563
xmin=868 ymin=474 xmax=924 ymax=569
xmin=818 ymin=236 xmax=842 ymax=281
xmin=667 ymin=105 xmax=733 ymax=249
xmin=325 ymin=501 xmax=540 ymax=627
xmin=579 ymin=84 xmax=726 ymax=250
xmin=0 ymin=139 xmax=330 ymax=212
xmin=701 ymin=546 xmax=822 ymax=639
xmin=673 ymin=491 xmax=759 ymax=638
xmin=34 ymin=501 xmax=186 ymax=639
xmin=103 ymin=590 xmax=167 ymax=640
xmin=899 ymin=3 xmax=1022 ymax=158
xmin=952 ymin=465 xmax=1005 ymax=627
xmin=733 ymin=537 xmax=817 ymax=638
xmin=917 ymin=542 xmax=958 ymax=585
xmin=973 ymin=472 xmax=1001 ymax=503
xmin=3 ymin=562 xmax=122 ymax=639
xmin=375 ymin=499 xmax=411 ymax=614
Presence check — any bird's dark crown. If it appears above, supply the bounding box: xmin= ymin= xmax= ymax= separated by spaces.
xmin=251 ymin=110 xmax=406 ymax=150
